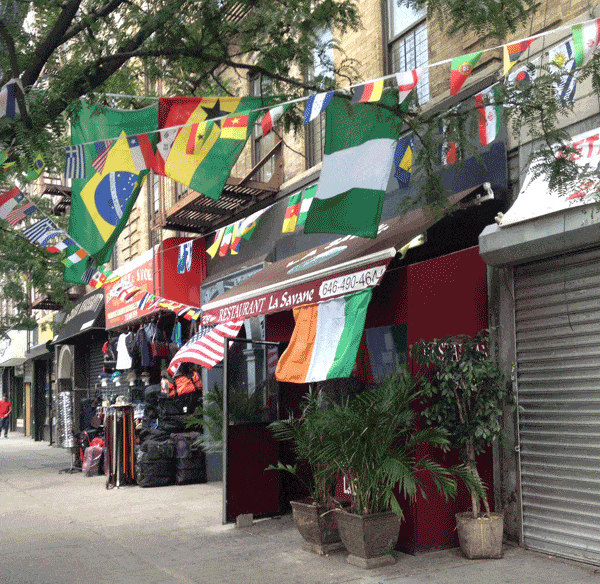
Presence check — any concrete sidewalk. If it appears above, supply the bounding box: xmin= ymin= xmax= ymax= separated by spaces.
xmin=0 ymin=434 xmax=598 ymax=584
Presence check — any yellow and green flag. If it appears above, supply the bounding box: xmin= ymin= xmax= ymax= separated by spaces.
xmin=155 ymin=96 xmax=263 ymax=200
xmin=64 ymin=103 xmax=158 ymax=284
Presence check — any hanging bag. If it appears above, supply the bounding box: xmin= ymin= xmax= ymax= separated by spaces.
xmin=151 ymin=326 xmax=171 ymax=359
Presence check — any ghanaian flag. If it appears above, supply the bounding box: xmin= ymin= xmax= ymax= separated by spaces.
xmin=154 ymin=96 xmax=263 ymax=201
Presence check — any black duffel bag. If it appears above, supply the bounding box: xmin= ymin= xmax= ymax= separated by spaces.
xmin=171 ymin=432 xmax=207 ymax=485
xmin=135 ymin=439 xmax=175 ymax=487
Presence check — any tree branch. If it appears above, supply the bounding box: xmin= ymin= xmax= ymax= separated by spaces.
xmin=21 ymin=0 xmax=83 ymax=89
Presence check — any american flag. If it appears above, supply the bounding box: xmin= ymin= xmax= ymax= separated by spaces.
xmin=167 ymin=320 xmax=245 ymax=375
xmin=92 ymin=139 xmax=113 ymax=173
xmin=6 ymin=202 xmax=37 ymax=226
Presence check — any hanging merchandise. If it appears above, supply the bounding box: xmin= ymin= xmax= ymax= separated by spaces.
xmin=116 ymin=332 xmax=133 ymax=370
xmin=105 ymin=404 xmax=136 ymax=488
xmin=57 ymin=391 xmax=76 ymax=448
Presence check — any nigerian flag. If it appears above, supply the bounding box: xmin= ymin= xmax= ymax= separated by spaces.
xmin=64 ymin=103 xmax=158 ymax=284
xmin=155 ymin=96 xmax=263 ymax=200
xmin=304 ymin=92 xmax=401 ymax=239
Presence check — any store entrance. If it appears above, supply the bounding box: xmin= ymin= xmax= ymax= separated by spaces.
xmin=222 ymin=338 xmax=282 ymax=524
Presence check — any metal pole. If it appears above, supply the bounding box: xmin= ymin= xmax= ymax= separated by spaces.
xmin=222 ymin=338 xmax=229 ymax=525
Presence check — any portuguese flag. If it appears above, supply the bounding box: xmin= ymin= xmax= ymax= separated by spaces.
xmin=155 ymin=96 xmax=263 ymax=200
xmin=450 ymin=52 xmax=482 ymax=96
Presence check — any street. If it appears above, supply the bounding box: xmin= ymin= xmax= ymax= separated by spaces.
xmin=0 ymin=436 xmax=599 ymax=584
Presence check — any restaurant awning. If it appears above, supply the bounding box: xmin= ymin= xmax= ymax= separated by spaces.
xmin=52 ymin=290 xmax=105 ymax=345
xmin=201 ymin=187 xmax=479 ymax=325
xmin=0 ymin=330 xmax=28 ymax=367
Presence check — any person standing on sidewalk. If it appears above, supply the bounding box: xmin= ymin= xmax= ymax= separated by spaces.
xmin=0 ymin=394 xmax=12 ymax=438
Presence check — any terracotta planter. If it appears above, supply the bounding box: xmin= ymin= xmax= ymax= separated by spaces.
xmin=334 ymin=508 xmax=400 ymax=569
xmin=456 ymin=512 xmax=504 ymax=559
xmin=291 ymin=500 xmax=343 ymax=555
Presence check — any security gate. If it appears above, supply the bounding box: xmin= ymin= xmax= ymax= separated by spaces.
xmin=514 ymin=246 xmax=600 ymax=564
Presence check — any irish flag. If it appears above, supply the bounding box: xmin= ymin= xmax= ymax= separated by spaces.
xmin=304 ymin=94 xmax=401 ymax=239
xmin=573 ymin=19 xmax=600 ymax=67
xmin=275 ymin=289 xmax=372 ymax=384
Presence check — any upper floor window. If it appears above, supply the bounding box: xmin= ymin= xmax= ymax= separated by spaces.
xmin=306 ymin=27 xmax=334 ymax=169
xmin=250 ymin=74 xmax=276 ymax=182
xmin=388 ymin=2 xmax=429 ymax=105
xmin=152 ymin=172 xmax=160 ymax=217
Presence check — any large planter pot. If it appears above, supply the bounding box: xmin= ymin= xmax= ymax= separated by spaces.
xmin=334 ymin=508 xmax=400 ymax=569
xmin=291 ymin=500 xmax=343 ymax=555
xmin=455 ymin=512 xmax=504 ymax=559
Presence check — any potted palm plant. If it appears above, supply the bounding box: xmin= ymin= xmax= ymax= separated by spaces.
xmin=267 ymin=388 xmax=343 ymax=555
xmin=315 ymin=369 xmax=470 ymax=569
xmin=410 ymin=330 xmax=513 ymax=559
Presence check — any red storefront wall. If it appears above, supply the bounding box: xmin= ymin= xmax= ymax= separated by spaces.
xmin=266 ymin=245 xmax=491 ymax=552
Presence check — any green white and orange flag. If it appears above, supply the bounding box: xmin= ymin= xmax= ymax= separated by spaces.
xmin=450 ymin=52 xmax=482 ymax=96
xmin=503 ymin=38 xmax=535 ymax=76
xmin=573 ymin=19 xmax=600 ymax=67
xmin=275 ymin=289 xmax=372 ymax=384
xmin=154 ymin=97 xmax=262 ymax=200
xmin=282 ymin=192 xmax=302 ymax=233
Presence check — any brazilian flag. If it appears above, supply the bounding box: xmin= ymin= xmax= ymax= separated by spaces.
xmin=64 ymin=103 xmax=158 ymax=284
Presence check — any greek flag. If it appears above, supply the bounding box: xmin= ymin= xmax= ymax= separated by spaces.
xmin=64 ymin=144 xmax=86 ymax=179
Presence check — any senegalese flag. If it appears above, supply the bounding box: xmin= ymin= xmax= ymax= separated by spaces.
xmin=351 ymin=80 xmax=384 ymax=104
xmin=64 ymin=103 xmax=158 ymax=284
xmin=503 ymin=38 xmax=535 ymax=76
xmin=282 ymin=192 xmax=302 ymax=233
xmin=154 ymin=97 xmax=262 ymax=200
xmin=206 ymin=227 xmax=225 ymax=259
xmin=297 ymin=185 xmax=317 ymax=227
xmin=450 ymin=52 xmax=482 ymax=96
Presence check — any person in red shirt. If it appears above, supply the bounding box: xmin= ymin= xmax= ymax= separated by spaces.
xmin=0 ymin=394 xmax=12 ymax=438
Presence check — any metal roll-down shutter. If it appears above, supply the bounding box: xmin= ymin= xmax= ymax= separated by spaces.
xmin=515 ymin=246 xmax=600 ymax=564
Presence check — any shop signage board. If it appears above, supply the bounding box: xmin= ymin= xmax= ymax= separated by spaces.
xmin=501 ymin=126 xmax=600 ymax=226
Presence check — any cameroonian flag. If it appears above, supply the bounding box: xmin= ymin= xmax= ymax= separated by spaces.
xmin=275 ymin=289 xmax=372 ymax=383
xmin=503 ymin=39 xmax=535 ymax=76
xmin=282 ymin=192 xmax=302 ymax=233
xmin=154 ymin=96 xmax=263 ymax=200
xmin=64 ymin=103 xmax=158 ymax=284
xmin=450 ymin=52 xmax=482 ymax=96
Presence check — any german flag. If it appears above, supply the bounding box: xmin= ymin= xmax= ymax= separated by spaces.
xmin=351 ymin=80 xmax=384 ymax=104
xmin=282 ymin=192 xmax=302 ymax=233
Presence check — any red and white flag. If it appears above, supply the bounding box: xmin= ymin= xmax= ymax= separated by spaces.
xmin=127 ymin=134 xmax=155 ymax=172
xmin=167 ymin=320 xmax=245 ymax=375
xmin=396 ymin=68 xmax=423 ymax=105
xmin=259 ymin=105 xmax=285 ymax=137
xmin=92 ymin=139 xmax=113 ymax=173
